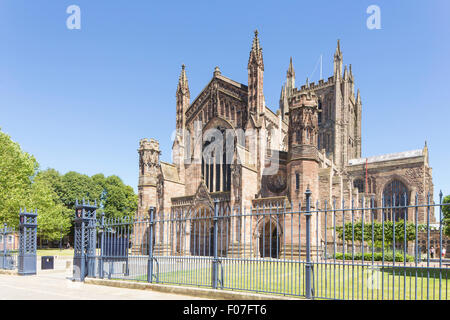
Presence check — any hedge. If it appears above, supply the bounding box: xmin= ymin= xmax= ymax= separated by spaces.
xmin=334 ymin=252 xmax=414 ymax=262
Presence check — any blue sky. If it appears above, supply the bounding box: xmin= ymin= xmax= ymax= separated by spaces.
xmin=0 ymin=0 xmax=449 ymax=205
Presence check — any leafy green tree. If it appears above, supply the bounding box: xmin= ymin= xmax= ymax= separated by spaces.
xmin=0 ymin=129 xmax=38 ymax=227
xmin=39 ymin=170 xmax=137 ymax=220
xmin=58 ymin=171 xmax=103 ymax=209
xmin=1 ymin=128 xmax=137 ymax=242
xmin=28 ymin=173 xmax=72 ymax=241
xmin=0 ymin=129 xmax=72 ymax=241
xmin=443 ymin=195 xmax=450 ymax=237
xmin=335 ymin=221 xmax=418 ymax=247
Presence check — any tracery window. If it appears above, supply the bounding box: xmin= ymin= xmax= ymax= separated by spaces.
xmin=383 ymin=180 xmax=408 ymax=221
xmin=201 ymin=127 xmax=232 ymax=192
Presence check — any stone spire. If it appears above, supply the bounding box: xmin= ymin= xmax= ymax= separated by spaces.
xmin=334 ymin=40 xmax=343 ymax=80
xmin=286 ymin=57 xmax=295 ymax=96
xmin=356 ymin=89 xmax=361 ymax=104
xmin=248 ymin=30 xmax=264 ymax=69
xmin=248 ymin=29 xmax=265 ymax=119
xmin=176 ymin=64 xmax=190 ymax=130
xmin=335 ymin=39 xmax=342 ymax=56
xmin=177 ymin=64 xmax=190 ymax=96
xmin=287 ymin=57 xmax=295 ymax=78
xmin=343 ymin=65 xmax=349 ymax=81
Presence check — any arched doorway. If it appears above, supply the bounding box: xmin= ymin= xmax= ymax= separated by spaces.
xmin=259 ymin=220 xmax=280 ymax=258
xmin=383 ymin=179 xmax=408 ymax=221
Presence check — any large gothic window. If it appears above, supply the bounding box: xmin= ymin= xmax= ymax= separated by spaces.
xmin=383 ymin=180 xmax=408 ymax=221
xmin=202 ymin=127 xmax=232 ymax=193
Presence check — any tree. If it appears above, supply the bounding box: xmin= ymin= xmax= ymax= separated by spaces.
xmin=0 ymin=128 xmax=38 ymax=227
xmin=443 ymin=195 xmax=450 ymax=237
xmin=335 ymin=220 xmax=418 ymax=248
xmin=39 ymin=170 xmax=138 ymax=220
xmin=28 ymin=173 xmax=72 ymax=241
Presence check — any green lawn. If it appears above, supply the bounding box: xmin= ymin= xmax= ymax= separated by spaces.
xmin=122 ymin=258 xmax=450 ymax=300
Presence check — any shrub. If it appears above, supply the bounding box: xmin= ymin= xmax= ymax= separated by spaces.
xmin=333 ymin=251 xmax=414 ymax=262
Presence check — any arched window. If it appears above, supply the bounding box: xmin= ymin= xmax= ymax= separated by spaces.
xmin=383 ymin=180 xmax=408 ymax=221
xmin=353 ymin=179 xmax=364 ymax=193
xmin=202 ymin=127 xmax=231 ymax=193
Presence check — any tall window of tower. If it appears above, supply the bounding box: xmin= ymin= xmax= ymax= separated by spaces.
xmin=295 ymin=173 xmax=300 ymax=190
xmin=202 ymin=127 xmax=232 ymax=193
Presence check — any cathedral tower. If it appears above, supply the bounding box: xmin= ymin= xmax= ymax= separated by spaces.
xmin=287 ymin=91 xmax=320 ymax=204
xmin=137 ymin=138 xmax=161 ymax=218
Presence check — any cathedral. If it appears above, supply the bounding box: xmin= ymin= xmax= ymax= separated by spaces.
xmin=136 ymin=31 xmax=434 ymax=257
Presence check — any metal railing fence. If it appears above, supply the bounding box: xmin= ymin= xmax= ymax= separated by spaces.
xmin=0 ymin=224 xmax=18 ymax=271
xmin=76 ymin=190 xmax=450 ymax=300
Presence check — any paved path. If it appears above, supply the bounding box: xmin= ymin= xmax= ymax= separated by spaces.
xmin=0 ymin=270 xmax=206 ymax=300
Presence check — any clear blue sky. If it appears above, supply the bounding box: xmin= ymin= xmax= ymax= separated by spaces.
xmin=0 ymin=1 xmax=449 ymax=205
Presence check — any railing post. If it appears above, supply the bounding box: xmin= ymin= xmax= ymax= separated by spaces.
xmin=147 ymin=207 xmax=155 ymax=283
xmin=99 ymin=212 xmax=105 ymax=279
xmin=212 ymin=199 xmax=219 ymax=289
xmin=304 ymin=189 xmax=313 ymax=299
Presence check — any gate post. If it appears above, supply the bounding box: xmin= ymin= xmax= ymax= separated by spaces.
xmin=18 ymin=209 xmax=38 ymax=275
xmin=99 ymin=212 xmax=105 ymax=279
xmin=147 ymin=207 xmax=155 ymax=283
xmin=73 ymin=199 xmax=97 ymax=282
xmin=212 ymin=199 xmax=219 ymax=289
xmin=304 ymin=189 xmax=313 ymax=299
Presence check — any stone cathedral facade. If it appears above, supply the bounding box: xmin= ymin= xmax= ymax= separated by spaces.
xmin=136 ymin=31 xmax=434 ymax=257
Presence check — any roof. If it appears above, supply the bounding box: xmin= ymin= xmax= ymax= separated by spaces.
xmin=348 ymin=149 xmax=423 ymax=166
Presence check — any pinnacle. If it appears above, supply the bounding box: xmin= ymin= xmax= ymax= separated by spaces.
xmin=287 ymin=57 xmax=295 ymax=77
xmin=177 ymin=64 xmax=189 ymax=93
xmin=252 ymin=29 xmax=261 ymax=51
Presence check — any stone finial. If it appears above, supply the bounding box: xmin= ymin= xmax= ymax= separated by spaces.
xmin=213 ymin=66 xmax=221 ymax=77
